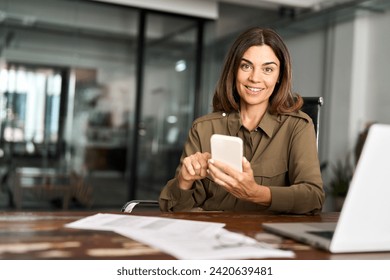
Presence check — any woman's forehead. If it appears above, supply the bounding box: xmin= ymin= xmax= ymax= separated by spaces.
xmin=241 ymin=45 xmax=279 ymax=65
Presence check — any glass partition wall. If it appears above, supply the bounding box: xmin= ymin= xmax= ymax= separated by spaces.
xmin=0 ymin=0 xmax=205 ymax=210
xmin=133 ymin=13 xmax=201 ymax=200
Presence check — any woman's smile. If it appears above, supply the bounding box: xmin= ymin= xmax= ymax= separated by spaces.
xmin=245 ymin=85 xmax=263 ymax=93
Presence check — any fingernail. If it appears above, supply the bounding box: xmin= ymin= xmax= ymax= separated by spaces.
xmin=208 ymin=159 xmax=214 ymax=164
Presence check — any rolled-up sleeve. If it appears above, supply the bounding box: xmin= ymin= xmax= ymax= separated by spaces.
xmin=267 ymin=117 xmax=324 ymax=214
xmin=159 ymin=124 xmax=208 ymax=212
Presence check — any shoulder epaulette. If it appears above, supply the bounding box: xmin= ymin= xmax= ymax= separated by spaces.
xmin=281 ymin=110 xmax=311 ymax=122
xmin=193 ymin=112 xmax=229 ymax=125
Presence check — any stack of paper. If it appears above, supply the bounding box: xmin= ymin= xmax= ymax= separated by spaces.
xmin=65 ymin=213 xmax=294 ymax=259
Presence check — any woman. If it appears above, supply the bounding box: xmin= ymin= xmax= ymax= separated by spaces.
xmin=159 ymin=27 xmax=324 ymax=214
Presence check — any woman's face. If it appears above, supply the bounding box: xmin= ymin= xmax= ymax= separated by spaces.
xmin=236 ymin=45 xmax=280 ymax=109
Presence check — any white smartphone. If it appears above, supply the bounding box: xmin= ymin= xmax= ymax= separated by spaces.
xmin=210 ymin=134 xmax=243 ymax=172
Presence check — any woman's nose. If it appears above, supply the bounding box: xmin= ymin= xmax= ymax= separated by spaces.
xmin=248 ymin=68 xmax=262 ymax=83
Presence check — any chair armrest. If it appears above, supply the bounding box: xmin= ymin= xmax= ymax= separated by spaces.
xmin=121 ymin=200 xmax=160 ymax=213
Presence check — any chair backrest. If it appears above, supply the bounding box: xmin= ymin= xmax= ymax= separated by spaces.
xmin=301 ymin=96 xmax=323 ymax=145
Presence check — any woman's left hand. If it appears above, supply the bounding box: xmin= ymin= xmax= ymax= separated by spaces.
xmin=207 ymin=157 xmax=271 ymax=206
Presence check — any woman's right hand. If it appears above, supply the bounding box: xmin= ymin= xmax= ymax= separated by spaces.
xmin=178 ymin=152 xmax=211 ymax=190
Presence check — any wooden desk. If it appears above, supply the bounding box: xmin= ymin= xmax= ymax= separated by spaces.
xmin=0 ymin=211 xmax=388 ymax=260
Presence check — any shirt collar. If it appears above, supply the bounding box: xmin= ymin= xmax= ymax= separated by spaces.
xmin=227 ymin=110 xmax=279 ymax=138
xmin=258 ymin=110 xmax=279 ymax=138
xmin=227 ymin=111 xmax=241 ymax=136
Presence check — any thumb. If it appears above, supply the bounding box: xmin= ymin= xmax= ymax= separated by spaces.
xmin=242 ymin=157 xmax=252 ymax=173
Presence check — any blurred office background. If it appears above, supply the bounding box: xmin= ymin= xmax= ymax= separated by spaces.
xmin=0 ymin=0 xmax=389 ymax=211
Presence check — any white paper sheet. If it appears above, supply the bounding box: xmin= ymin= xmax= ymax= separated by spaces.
xmin=65 ymin=213 xmax=294 ymax=259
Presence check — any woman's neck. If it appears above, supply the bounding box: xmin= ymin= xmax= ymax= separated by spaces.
xmin=239 ymin=103 xmax=268 ymax=131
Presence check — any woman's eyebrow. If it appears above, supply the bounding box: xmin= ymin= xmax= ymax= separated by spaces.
xmin=241 ymin=58 xmax=253 ymax=65
xmin=263 ymin=61 xmax=278 ymax=66
xmin=241 ymin=58 xmax=278 ymax=66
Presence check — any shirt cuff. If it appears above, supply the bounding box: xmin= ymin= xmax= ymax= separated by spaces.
xmin=268 ymin=186 xmax=294 ymax=212
xmin=169 ymin=179 xmax=195 ymax=202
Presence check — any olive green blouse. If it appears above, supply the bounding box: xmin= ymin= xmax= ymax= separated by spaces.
xmin=159 ymin=110 xmax=325 ymax=214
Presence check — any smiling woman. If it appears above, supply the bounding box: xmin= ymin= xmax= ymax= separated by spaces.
xmin=235 ymin=45 xmax=280 ymax=131
xmin=159 ymin=27 xmax=324 ymax=215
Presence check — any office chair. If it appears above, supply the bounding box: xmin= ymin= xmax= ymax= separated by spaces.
xmin=122 ymin=199 xmax=160 ymax=213
xmin=122 ymin=96 xmax=324 ymax=213
xmin=301 ymin=96 xmax=323 ymax=146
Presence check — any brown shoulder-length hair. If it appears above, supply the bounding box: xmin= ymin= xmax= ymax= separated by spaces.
xmin=212 ymin=27 xmax=303 ymax=114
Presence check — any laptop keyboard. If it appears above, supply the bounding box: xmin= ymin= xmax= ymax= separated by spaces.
xmin=307 ymin=231 xmax=334 ymax=240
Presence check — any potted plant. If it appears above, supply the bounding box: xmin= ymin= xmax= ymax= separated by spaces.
xmin=328 ymin=155 xmax=354 ymax=211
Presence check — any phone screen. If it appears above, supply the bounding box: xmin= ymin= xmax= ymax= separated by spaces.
xmin=210 ymin=134 xmax=243 ymax=172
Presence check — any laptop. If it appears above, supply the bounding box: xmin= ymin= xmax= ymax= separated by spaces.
xmin=262 ymin=123 xmax=390 ymax=253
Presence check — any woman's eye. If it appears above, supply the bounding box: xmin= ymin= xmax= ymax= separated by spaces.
xmin=264 ymin=67 xmax=273 ymax=73
xmin=240 ymin=63 xmax=252 ymax=71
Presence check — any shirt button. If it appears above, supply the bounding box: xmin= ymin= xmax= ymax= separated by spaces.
xmin=222 ymin=113 xmax=226 ymax=117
